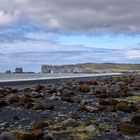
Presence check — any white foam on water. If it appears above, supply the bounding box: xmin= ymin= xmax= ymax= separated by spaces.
xmin=0 ymin=73 xmax=122 ymax=83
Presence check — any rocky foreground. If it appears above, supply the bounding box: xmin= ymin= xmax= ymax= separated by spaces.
xmin=0 ymin=75 xmax=140 ymax=140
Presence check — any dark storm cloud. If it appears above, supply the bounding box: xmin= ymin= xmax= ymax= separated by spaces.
xmin=0 ymin=0 xmax=140 ymax=34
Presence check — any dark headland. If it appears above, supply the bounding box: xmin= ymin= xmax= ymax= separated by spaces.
xmin=42 ymin=63 xmax=140 ymax=73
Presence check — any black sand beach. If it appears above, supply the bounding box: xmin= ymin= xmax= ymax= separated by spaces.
xmin=0 ymin=73 xmax=140 ymax=140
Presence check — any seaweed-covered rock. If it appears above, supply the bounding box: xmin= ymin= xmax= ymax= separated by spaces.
xmin=61 ymin=88 xmax=74 ymax=97
xmin=79 ymin=84 xmax=90 ymax=92
xmin=17 ymin=132 xmax=38 ymax=140
xmin=32 ymin=121 xmax=48 ymax=130
xmin=116 ymin=101 xmax=129 ymax=112
xmin=6 ymin=95 xmax=20 ymax=104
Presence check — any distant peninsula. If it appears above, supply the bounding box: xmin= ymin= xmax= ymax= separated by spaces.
xmin=41 ymin=63 xmax=140 ymax=73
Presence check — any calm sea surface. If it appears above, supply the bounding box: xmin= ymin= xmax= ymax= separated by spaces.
xmin=0 ymin=73 xmax=121 ymax=82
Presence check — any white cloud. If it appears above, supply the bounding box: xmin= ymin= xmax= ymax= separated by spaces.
xmin=0 ymin=39 xmax=92 ymax=54
xmin=0 ymin=10 xmax=19 ymax=25
xmin=1 ymin=0 xmax=140 ymax=34
xmin=25 ymin=32 xmax=58 ymax=41
xmin=125 ymin=50 xmax=140 ymax=59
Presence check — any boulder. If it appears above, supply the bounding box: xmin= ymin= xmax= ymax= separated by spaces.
xmin=95 ymin=94 xmax=108 ymax=98
xmin=24 ymin=102 xmax=34 ymax=109
xmin=85 ymin=105 xmax=97 ymax=113
xmin=61 ymin=88 xmax=74 ymax=97
xmin=99 ymin=100 xmax=109 ymax=106
xmin=107 ymin=90 xmax=119 ymax=98
xmin=17 ymin=132 xmax=38 ymax=140
xmin=0 ymin=93 xmax=5 ymax=98
xmin=84 ymin=125 xmax=96 ymax=132
xmin=132 ymin=80 xmax=140 ymax=88
xmin=98 ymin=104 xmax=116 ymax=112
xmin=43 ymin=134 xmax=54 ymax=140
xmin=61 ymin=97 xmax=74 ymax=103
xmin=95 ymin=88 xmax=106 ymax=95
xmin=97 ymin=105 xmax=107 ymax=111
xmin=23 ymin=88 xmax=32 ymax=93
xmin=32 ymin=129 xmax=44 ymax=138
xmin=3 ymin=87 xmax=17 ymax=94
xmin=28 ymin=92 xmax=41 ymax=98
xmin=110 ymin=84 xmax=121 ymax=92
xmin=131 ymin=116 xmax=140 ymax=126
xmin=108 ymin=99 xmax=119 ymax=106
xmin=18 ymin=96 xmax=33 ymax=106
xmin=0 ymin=132 xmax=16 ymax=140
xmin=6 ymin=88 xmax=18 ymax=94
xmin=61 ymin=118 xmax=80 ymax=127
xmin=79 ymin=84 xmax=90 ymax=92
xmin=48 ymin=87 xmax=57 ymax=94
xmin=78 ymin=104 xmax=89 ymax=112
xmin=32 ymin=121 xmax=48 ymax=130
xmin=6 ymin=95 xmax=20 ymax=104
xmin=128 ymin=104 xmax=137 ymax=112
xmin=46 ymin=105 xmax=55 ymax=111
xmin=33 ymin=85 xmax=45 ymax=92
xmin=0 ymin=99 xmax=8 ymax=108
xmin=32 ymin=103 xmax=46 ymax=110
xmin=48 ymin=95 xmax=61 ymax=100
xmin=0 ymin=122 xmax=9 ymax=127
xmin=99 ymin=99 xmax=119 ymax=106
xmin=116 ymin=101 xmax=129 ymax=112
xmin=68 ymin=113 xmax=80 ymax=120
xmin=136 ymin=103 xmax=140 ymax=112
xmin=117 ymin=122 xmax=140 ymax=134
xmin=119 ymin=82 xmax=127 ymax=90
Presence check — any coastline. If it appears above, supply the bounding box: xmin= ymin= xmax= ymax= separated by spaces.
xmin=0 ymin=73 xmax=122 ymax=86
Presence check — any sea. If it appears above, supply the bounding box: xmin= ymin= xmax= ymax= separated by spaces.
xmin=0 ymin=73 xmax=121 ymax=82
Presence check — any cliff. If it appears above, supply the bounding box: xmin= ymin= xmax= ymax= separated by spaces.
xmin=41 ymin=63 xmax=140 ymax=73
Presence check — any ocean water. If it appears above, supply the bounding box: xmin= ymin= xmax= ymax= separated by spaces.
xmin=0 ymin=73 xmax=121 ymax=82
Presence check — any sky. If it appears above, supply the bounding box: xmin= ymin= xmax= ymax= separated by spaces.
xmin=0 ymin=0 xmax=140 ymax=72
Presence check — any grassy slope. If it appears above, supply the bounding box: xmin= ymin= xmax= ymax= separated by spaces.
xmin=79 ymin=63 xmax=140 ymax=72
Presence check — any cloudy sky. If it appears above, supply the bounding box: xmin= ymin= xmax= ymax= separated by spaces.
xmin=0 ymin=0 xmax=140 ymax=72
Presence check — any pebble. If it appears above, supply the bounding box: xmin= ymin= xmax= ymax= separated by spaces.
xmin=84 ymin=125 xmax=96 ymax=132
xmin=86 ymin=105 xmax=97 ymax=112
xmin=61 ymin=118 xmax=80 ymax=127
xmin=0 ymin=122 xmax=9 ymax=127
